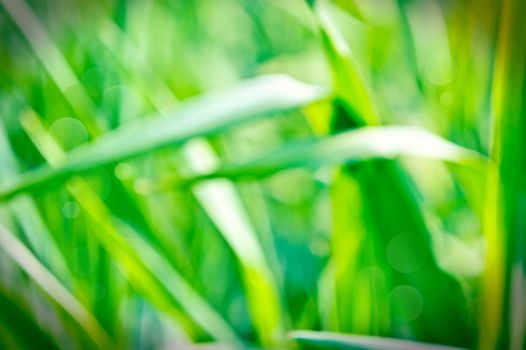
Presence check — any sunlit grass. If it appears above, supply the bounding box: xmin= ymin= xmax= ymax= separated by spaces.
xmin=0 ymin=0 xmax=521 ymax=349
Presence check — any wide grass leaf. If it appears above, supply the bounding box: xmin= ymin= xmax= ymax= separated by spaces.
xmin=153 ymin=126 xmax=485 ymax=186
xmin=480 ymin=0 xmax=526 ymax=348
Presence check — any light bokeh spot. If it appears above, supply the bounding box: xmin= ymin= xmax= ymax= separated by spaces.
xmin=389 ymin=285 xmax=424 ymax=322
xmin=62 ymin=201 xmax=80 ymax=219
xmin=49 ymin=117 xmax=89 ymax=150
xmin=115 ymin=162 xmax=134 ymax=180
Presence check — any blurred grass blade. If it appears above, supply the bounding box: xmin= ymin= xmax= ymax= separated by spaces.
xmin=0 ymin=75 xmax=327 ymax=201
xmin=0 ymin=224 xmax=114 ymax=349
xmin=344 ymin=160 xmax=473 ymax=345
xmin=171 ymin=126 xmax=485 ymax=184
xmin=20 ymin=110 xmax=243 ymax=345
xmin=290 ymin=331 xmax=468 ymax=350
xmin=146 ymin=126 xmax=485 ymax=190
xmin=480 ymin=0 xmax=526 ymax=348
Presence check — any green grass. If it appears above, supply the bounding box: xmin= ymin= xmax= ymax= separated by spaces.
xmin=0 ymin=0 xmax=522 ymax=349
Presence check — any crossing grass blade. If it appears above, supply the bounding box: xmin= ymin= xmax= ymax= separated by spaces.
xmin=143 ymin=126 xmax=486 ymax=188
xmin=480 ymin=0 xmax=526 ymax=348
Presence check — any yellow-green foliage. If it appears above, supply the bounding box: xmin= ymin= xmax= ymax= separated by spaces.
xmin=0 ymin=0 xmax=519 ymax=349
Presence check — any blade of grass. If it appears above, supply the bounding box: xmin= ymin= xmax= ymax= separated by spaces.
xmin=185 ymin=143 xmax=284 ymax=345
xmin=480 ymin=0 xmax=526 ymax=348
xmin=316 ymin=173 xmax=371 ymax=332
xmin=290 ymin=331 xmax=468 ymax=350
xmin=143 ymin=126 xmax=486 ymax=188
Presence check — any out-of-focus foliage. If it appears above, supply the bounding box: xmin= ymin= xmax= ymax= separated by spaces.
xmin=0 ymin=0 xmax=521 ymax=349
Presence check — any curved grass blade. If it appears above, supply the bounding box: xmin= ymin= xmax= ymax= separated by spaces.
xmin=185 ymin=147 xmax=284 ymax=346
xmin=212 ymin=125 xmax=484 ymax=177
xmin=290 ymin=331 xmax=468 ymax=350
xmin=0 ymin=224 xmax=115 ymax=349
xmin=147 ymin=126 xmax=486 ymax=188
xmin=0 ymin=75 xmax=327 ymax=202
